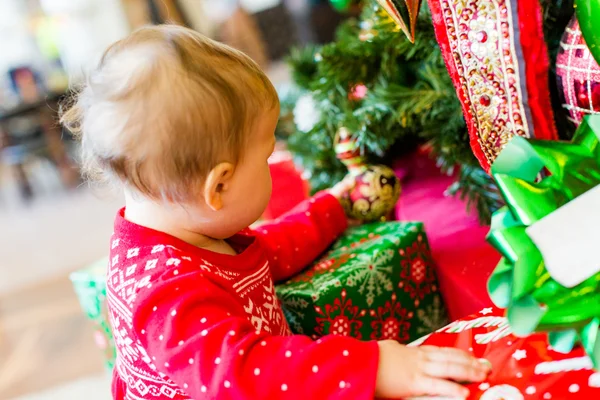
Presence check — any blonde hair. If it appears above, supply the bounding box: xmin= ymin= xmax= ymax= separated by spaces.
xmin=61 ymin=25 xmax=278 ymax=202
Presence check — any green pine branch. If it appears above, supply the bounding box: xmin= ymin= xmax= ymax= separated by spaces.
xmin=280 ymin=0 xmax=508 ymax=223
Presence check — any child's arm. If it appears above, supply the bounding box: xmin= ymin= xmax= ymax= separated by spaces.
xmin=254 ymin=191 xmax=347 ymax=282
xmin=133 ymin=265 xmax=379 ymax=399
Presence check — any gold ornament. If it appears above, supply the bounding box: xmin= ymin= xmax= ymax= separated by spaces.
xmin=335 ymin=128 xmax=401 ymax=222
xmin=376 ymin=0 xmax=423 ymax=43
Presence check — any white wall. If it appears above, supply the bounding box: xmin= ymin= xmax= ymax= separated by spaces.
xmin=192 ymin=0 xmax=283 ymax=32
xmin=0 ymin=0 xmax=43 ymax=77
xmin=39 ymin=0 xmax=130 ymax=83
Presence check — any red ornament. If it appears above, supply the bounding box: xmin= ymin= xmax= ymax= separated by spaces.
xmin=556 ymin=17 xmax=600 ymax=126
xmin=334 ymin=128 xmax=401 ymax=222
xmin=348 ymin=83 xmax=368 ymax=101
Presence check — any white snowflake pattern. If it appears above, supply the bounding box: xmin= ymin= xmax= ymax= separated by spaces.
xmin=480 ymin=307 xmax=494 ymax=315
xmin=343 ymin=249 xmax=395 ymax=306
xmin=243 ymin=298 xmax=271 ymax=333
xmin=261 ymin=280 xmax=281 ymax=325
xmin=277 ymin=290 xmax=310 ymax=334
xmin=416 ymin=296 xmax=448 ymax=336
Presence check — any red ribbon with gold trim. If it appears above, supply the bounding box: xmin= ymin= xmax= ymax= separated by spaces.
xmin=427 ymin=0 xmax=558 ymax=172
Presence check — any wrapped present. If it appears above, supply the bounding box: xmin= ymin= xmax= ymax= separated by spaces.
xmin=70 ymin=257 xmax=115 ymax=370
xmin=487 ymin=115 xmax=600 ymax=367
xmin=276 ymin=222 xmax=448 ymax=343
xmin=394 ymin=151 xmax=499 ymax=320
xmin=409 ymin=308 xmax=600 ymax=400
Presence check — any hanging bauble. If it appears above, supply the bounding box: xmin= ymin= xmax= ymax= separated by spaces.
xmin=334 ymin=128 xmax=401 ymax=222
xmin=348 ymin=83 xmax=368 ymax=101
xmin=556 ymin=17 xmax=600 ymax=127
xmin=329 ymin=0 xmax=352 ymax=12
xmin=376 ymin=0 xmax=423 ymax=43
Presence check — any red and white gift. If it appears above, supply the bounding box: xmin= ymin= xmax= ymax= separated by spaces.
xmin=409 ymin=307 xmax=600 ymax=399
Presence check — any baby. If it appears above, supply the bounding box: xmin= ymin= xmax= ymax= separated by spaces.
xmin=62 ymin=25 xmax=489 ymax=400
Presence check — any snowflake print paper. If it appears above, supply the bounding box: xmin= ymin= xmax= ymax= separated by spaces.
xmin=279 ymin=292 xmax=311 ymax=334
xmin=415 ymin=295 xmax=448 ymax=336
xmin=399 ymin=235 xmax=436 ymax=302
xmin=344 ymin=248 xmax=395 ymax=306
xmin=369 ymin=293 xmax=411 ymax=342
xmin=315 ymin=289 xmax=366 ymax=338
xmin=289 ymin=254 xmax=351 ymax=284
xmin=277 ymin=221 xmax=448 ymax=344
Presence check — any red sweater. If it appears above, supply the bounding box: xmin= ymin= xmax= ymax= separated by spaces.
xmin=107 ymin=193 xmax=379 ymax=400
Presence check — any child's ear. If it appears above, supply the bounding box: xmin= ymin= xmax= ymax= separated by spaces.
xmin=204 ymin=162 xmax=234 ymax=211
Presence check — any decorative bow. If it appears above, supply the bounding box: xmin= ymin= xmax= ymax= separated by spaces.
xmin=487 ymin=115 xmax=600 ymax=368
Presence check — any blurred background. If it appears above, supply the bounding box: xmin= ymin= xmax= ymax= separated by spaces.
xmin=0 ymin=0 xmax=352 ymax=398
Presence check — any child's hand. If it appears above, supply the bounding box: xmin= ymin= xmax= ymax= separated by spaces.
xmin=328 ymin=175 xmax=355 ymax=200
xmin=375 ymin=341 xmax=490 ymax=399
xmin=328 ymin=176 xmax=363 ymax=226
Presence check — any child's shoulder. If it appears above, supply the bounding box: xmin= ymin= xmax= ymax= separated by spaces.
xmin=107 ymin=238 xmax=220 ymax=303
xmin=108 ymin=237 xmax=205 ymax=278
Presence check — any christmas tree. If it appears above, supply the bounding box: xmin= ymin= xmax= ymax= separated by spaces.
xmin=278 ymin=0 xmax=575 ymax=223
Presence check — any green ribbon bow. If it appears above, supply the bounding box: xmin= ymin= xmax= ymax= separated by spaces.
xmin=487 ymin=115 xmax=600 ymax=368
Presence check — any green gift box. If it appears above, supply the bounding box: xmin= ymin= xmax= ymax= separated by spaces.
xmin=276 ymin=222 xmax=448 ymax=343
xmin=70 ymin=257 xmax=116 ymax=370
